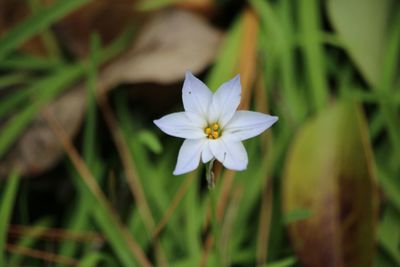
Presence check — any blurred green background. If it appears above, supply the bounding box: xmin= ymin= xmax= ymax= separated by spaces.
xmin=0 ymin=0 xmax=399 ymax=266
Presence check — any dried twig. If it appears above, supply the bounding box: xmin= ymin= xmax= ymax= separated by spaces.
xmin=152 ymin=173 xmax=196 ymax=239
xmin=6 ymin=243 xmax=79 ymax=267
xmin=8 ymin=225 xmax=105 ymax=243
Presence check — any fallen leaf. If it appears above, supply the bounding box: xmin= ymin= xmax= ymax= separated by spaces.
xmin=282 ymin=101 xmax=379 ymax=267
xmin=100 ymin=8 xmax=222 ymax=91
xmin=0 ymin=87 xmax=86 ymax=176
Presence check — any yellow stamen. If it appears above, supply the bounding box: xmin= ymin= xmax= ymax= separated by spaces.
xmin=212 ymin=131 xmax=219 ymax=139
xmin=205 ymin=123 xmax=221 ymax=139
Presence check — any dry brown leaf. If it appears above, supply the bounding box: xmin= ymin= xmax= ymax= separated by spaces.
xmin=0 ymin=87 xmax=86 ymax=176
xmin=100 ymin=8 xmax=222 ymax=91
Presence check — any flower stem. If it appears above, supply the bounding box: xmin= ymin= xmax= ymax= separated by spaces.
xmin=205 ymin=159 xmax=222 ymax=265
xmin=205 ymin=159 xmax=216 ymax=189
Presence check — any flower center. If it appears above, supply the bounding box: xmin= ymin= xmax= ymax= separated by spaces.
xmin=204 ymin=123 xmax=221 ymax=139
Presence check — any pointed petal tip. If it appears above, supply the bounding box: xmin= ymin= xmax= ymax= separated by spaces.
xmin=173 ymin=167 xmax=190 ymax=176
xmin=227 ymin=163 xmax=247 ymax=172
xmin=172 ymin=169 xmax=181 ymax=176
xmin=153 ymin=119 xmax=164 ymax=129
xmin=185 ymin=70 xmax=194 ymax=78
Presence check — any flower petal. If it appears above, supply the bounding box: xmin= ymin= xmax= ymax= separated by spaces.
xmin=224 ymin=111 xmax=278 ymax=141
xmin=208 ymin=75 xmax=241 ymax=127
xmin=182 ymin=71 xmax=213 ymax=118
xmin=201 ymin=141 xmax=213 ymax=163
xmin=174 ymin=139 xmax=206 ymax=175
xmin=154 ymin=112 xmax=205 ymax=139
xmin=209 ymin=136 xmax=248 ymax=171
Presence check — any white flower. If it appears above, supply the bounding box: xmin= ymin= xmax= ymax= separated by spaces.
xmin=154 ymin=72 xmax=278 ymax=175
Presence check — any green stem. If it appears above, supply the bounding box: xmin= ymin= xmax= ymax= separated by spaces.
xmin=207 ymin=161 xmax=222 ymax=266
xmin=206 ymin=159 xmax=216 ymax=189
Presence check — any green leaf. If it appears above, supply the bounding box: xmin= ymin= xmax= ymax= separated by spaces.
xmin=264 ymin=257 xmax=297 ymax=267
xmin=137 ymin=130 xmax=163 ymax=154
xmin=298 ymin=0 xmax=328 ymax=111
xmin=7 ymin=217 xmax=52 ymax=266
xmin=377 ymin=207 xmax=400 ymax=265
xmin=0 ymin=169 xmax=20 ymax=266
xmin=136 ymin=0 xmax=184 ymax=11
xmin=283 ymin=101 xmax=379 ymax=267
xmin=327 ymin=0 xmax=392 ymax=87
xmin=77 ymin=252 xmax=116 ymax=267
xmin=206 ymin=15 xmax=243 ymax=92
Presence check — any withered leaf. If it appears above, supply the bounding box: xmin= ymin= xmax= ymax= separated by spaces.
xmin=0 ymin=87 xmax=86 ymax=177
xmin=100 ymin=8 xmax=222 ymax=91
xmin=282 ymin=101 xmax=379 ymax=267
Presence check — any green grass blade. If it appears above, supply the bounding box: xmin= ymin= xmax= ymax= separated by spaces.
xmin=0 ymin=27 xmax=134 ymax=159
xmin=0 ymin=169 xmax=21 ymax=266
xmin=136 ymin=0 xmax=184 ymax=11
xmin=0 ymin=63 xmax=84 ymax=158
xmin=0 ymin=0 xmax=90 ymax=60
xmin=0 ymin=55 xmax=63 ymax=70
xmin=0 ymin=73 xmax=31 ymax=89
xmin=206 ymin=15 xmax=243 ymax=92
xmin=56 ymin=35 xmax=102 ymax=265
xmin=264 ymin=257 xmax=296 ymax=267
xmin=78 ymin=252 xmax=116 ymax=267
xmin=7 ymin=217 xmax=52 ymax=266
xmin=299 ymin=0 xmax=328 ymax=112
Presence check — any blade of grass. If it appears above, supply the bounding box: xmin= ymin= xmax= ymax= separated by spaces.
xmin=250 ymin=0 xmax=306 ymax=124
xmin=0 ymin=27 xmax=134 ymax=159
xmin=264 ymin=257 xmax=296 ymax=267
xmin=99 ymin=93 xmax=169 ymax=267
xmin=56 ymin=34 xmax=102 ymax=265
xmin=27 ymin=0 xmax=62 ymax=58
xmin=7 ymin=243 xmax=78 ymax=266
xmin=0 ymin=0 xmax=90 ymax=60
xmin=78 ymin=252 xmax=115 ymax=267
xmin=298 ymin=0 xmax=328 ymax=112
xmin=7 ymin=218 xmax=52 ymax=266
xmin=0 ymin=63 xmax=85 ymax=158
xmin=206 ymin=15 xmax=243 ymax=91
xmin=377 ymin=207 xmax=400 ymax=265
xmin=377 ymin=166 xmax=400 ymax=212
xmin=43 ymin=110 xmax=153 ymax=267
xmin=0 ymin=55 xmax=63 ymax=70
xmin=136 ymin=0 xmax=184 ymax=11
xmin=0 ymin=169 xmax=20 ymax=266
xmin=0 ymin=73 xmax=31 ymax=89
